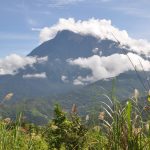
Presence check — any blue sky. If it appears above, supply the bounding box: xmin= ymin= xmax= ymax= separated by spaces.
xmin=0 ymin=0 xmax=150 ymax=58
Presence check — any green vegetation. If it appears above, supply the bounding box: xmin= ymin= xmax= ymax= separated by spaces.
xmin=0 ymin=114 xmax=48 ymax=150
xmin=0 ymin=91 xmax=150 ymax=150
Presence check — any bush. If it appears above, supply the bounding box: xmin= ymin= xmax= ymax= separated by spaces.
xmin=44 ymin=104 xmax=87 ymax=150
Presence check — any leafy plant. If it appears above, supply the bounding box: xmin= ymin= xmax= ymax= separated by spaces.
xmin=44 ymin=104 xmax=87 ymax=150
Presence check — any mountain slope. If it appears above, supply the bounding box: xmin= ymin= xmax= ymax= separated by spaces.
xmin=0 ymin=30 xmax=149 ymax=124
xmin=0 ymin=30 xmax=135 ymax=100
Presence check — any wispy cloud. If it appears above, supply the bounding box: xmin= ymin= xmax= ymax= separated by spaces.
xmin=31 ymin=28 xmax=42 ymax=31
xmin=27 ymin=18 xmax=38 ymax=26
xmin=61 ymin=75 xmax=69 ymax=83
xmin=52 ymin=0 xmax=84 ymax=6
xmin=23 ymin=72 xmax=47 ymax=79
xmin=36 ymin=0 xmax=111 ymax=8
xmin=108 ymin=0 xmax=150 ymax=19
xmin=113 ymin=6 xmax=150 ymax=19
xmin=36 ymin=0 xmax=85 ymax=8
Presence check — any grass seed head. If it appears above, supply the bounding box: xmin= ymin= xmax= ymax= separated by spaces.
xmin=3 ymin=117 xmax=11 ymax=124
xmin=133 ymin=127 xmax=142 ymax=136
xmin=148 ymin=89 xmax=150 ymax=96
xmin=4 ymin=93 xmax=14 ymax=101
xmin=98 ymin=112 xmax=105 ymax=120
xmin=71 ymin=104 xmax=77 ymax=114
xmin=93 ymin=126 xmax=100 ymax=132
xmin=133 ymin=89 xmax=139 ymax=102
xmin=145 ymin=123 xmax=149 ymax=132
xmin=85 ymin=114 xmax=89 ymax=121
xmin=143 ymin=106 xmax=150 ymax=111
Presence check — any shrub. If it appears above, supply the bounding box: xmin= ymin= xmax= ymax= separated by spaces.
xmin=44 ymin=104 xmax=87 ymax=150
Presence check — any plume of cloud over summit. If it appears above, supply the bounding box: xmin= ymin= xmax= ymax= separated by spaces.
xmin=39 ymin=18 xmax=150 ymax=56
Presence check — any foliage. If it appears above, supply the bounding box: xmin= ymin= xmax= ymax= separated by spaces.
xmin=44 ymin=104 xmax=87 ymax=150
xmin=0 ymin=114 xmax=48 ymax=150
xmin=0 ymin=93 xmax=150 ymax=149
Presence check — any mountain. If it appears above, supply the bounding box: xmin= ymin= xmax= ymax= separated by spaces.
xmin=0 ymin=30 xmax=130 ymax=99
xmin=29 ymin=30 xmax=125 ymax=58
xmin=0 ymin=30 xmax=148 ymax=124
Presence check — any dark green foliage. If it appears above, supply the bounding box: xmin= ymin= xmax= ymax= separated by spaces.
xmin=44 ymin=104 xmax=87 ymax=150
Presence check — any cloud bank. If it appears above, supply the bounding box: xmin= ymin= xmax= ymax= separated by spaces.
xmin=39 ymin=18 xmax=150 ymax=56
xmin=68 ymin=53 xmax=150 ymax=85
xmin=0 ymin=54 xmax=48 ymax=75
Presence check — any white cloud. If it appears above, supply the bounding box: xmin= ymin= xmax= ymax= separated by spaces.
xmin=61 ymin=75 xmax=69 ymax=83
xmin=0 ymin=54 xmax=48 ymax=75
xmin=92 ymin=47 xmax=99 ymax=54
xmin=36 ymin=56 xmax=48 ymax=63
xmin=68 ymin=53 xmax=150 ymax=85
xmin=73 ymin=77 xmax=86 ymax=85
xmin=23 ymin=72 xmax=47 ymax=79
xmin=39 ymin=18 xmax=150 ymax=56
xmin=32 ymin=28 xmax=42 ymax=31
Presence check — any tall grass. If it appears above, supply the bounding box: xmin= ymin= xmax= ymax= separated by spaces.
xmin=85 ymin=89 xmax=150 ymax=150
xmin=0 ymin=113 xmax=48 ymax=150
xmin=0 ymin=94 xmax=150 ymax=149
